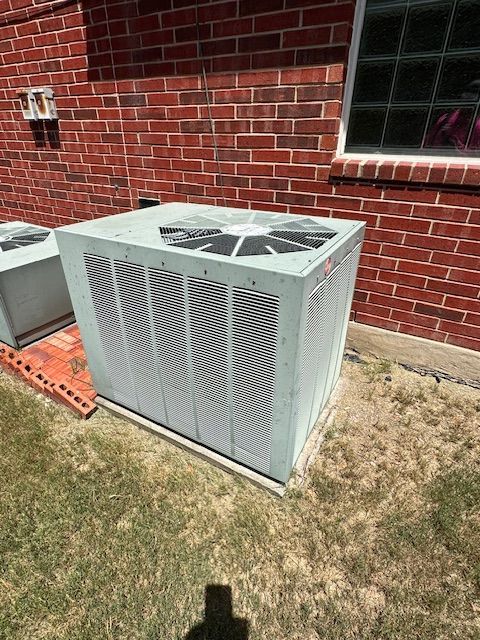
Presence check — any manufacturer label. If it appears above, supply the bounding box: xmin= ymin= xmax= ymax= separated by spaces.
xmin=324 ymin=257 xmax=332 ymax=276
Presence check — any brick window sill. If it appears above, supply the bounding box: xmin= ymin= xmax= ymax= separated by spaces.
xmin=330 ymin=157 xmax=480 ymax=188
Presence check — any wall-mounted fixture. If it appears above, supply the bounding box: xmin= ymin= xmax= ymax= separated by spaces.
xmin=18 ymin=88 xmax=58 ymax=121
xmin=32 ymin=88 xmax=58 ymax=120
xmin=18 ymin=89 xmax=38 ymax=120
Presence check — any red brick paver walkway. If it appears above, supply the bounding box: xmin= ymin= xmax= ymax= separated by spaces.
xmin=0 ymin=323 xmax=97 ymax=418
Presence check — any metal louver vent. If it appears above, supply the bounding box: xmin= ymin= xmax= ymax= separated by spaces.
xmin=84 ymin=254 xmax=279 ymax=475
xmin=159 ymin=211 xmax=338 ymax=257
xmin=84 ymin=255 xmax=137 ymax=409
xmin=294 ymin=243 xmax=362 ymax=459
xmin=232 ymin=288 xmax=278 ymax=473
xmin=0 ymin=225 xmax=50 ymax=252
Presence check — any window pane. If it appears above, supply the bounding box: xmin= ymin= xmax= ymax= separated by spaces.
xmin=437 ymin=55 xmax=480 ymax=101
xmin=359 ymin=8 xmax=405 ymax=57
xmin=347 ymin=109 xmax=386 ymax=146
xmin=424 ymin=106 xmax=475 ymax=149
xmin=347 ymin=0 xmax=480 ymax=156
xmin=449 ymin=0 xmax=480 ymax=50
xmin=383 ymin=108 xmax=429 ymax=147
xmin=394 ymin=58 xmax=439 ymax=102
xmin=353 ymin=62 xmax=395 ymax=103
xmin=403 ymin=3 xmax=452 ymax=53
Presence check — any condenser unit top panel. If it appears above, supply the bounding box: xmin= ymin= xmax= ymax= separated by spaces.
xmin=0 ymin=221 xmax=59 ymax=272
xmin=58 ymin=203 xmax=364 ymax=275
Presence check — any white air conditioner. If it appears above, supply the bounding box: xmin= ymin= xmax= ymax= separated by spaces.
xmin=0 ymin=222 xmax=74 ymax=348
xmin=56 ymin=204 xmax=365 ymax=483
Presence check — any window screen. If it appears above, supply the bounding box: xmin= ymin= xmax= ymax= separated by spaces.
xmin=346 ymin=0 xmax=480 ymax=156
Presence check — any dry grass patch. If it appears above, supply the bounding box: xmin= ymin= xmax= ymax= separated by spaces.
xmin=0 ymin=359 xmax=479 ymax=639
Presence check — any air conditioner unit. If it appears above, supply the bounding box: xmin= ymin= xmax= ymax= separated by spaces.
xmin=56 ymin=204 xmax=365 ymax=483
xmin=0 ymin=222 xmax=74 ymax=348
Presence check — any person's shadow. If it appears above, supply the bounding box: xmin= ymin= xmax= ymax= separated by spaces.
xmin=184 ymin=585 xmax=249 ymax=639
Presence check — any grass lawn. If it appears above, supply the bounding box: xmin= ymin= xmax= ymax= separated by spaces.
xmin=0 ymin=358 xmax=479 ymax=639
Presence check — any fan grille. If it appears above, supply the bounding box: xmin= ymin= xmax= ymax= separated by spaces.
xmin=158 ymin=212 xmax=337 ymax=256
xmin=0 ymin=225 xmax=50 ymax=252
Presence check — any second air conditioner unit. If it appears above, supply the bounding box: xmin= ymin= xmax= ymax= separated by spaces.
xmin=0 ymin=221 xmax=74 ymax=348
xmin=56 ymin=203 xmax=365 ymax=483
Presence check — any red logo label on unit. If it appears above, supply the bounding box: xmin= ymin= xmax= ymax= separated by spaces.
xmin=324 ymin=257 xmax=332 ymax=276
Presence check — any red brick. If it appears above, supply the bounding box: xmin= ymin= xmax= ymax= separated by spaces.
xmin=462 ymin=166 xmax=480 ymax=186
xmin=256 ymin=11 xmax=300 ymax=31
xmin=457 ymin=240 xmax=480 ymax=256
xmin=393 ymin=162 xmax=412 ymax=182
xmin=396 ymin=286 xmax=444 ymax=305
xmin=438 ymin=191 xmax=479 ymax=208
xmin=428 ymin=279 xmax=478 ymax=298
xmin=399 ymin=263 xmax=448 ymax=281
xmin=214 ymin=89 xmax=252 ymax=104
xmin=277 ymin=135 xmax=319 ymax=150
xmin=403 ymin=233 xmax=457 ymax=252
xmin=238 ymin=33 xmax=280 ymax=52
xmin=446 ymin=334 xmax=480 ymax=351
xmin=252 ymin=150 xmax=291 ymax=163
xmin=381 ymin=216 xmax=431 ymax=235
xmin=414 ymin=302 xmax=464 ymax=323
xmin=444 ymin=164 xmax=466 ymax=184
xmin=410 ymin=163 xmax=431 ymax=183
xmin=303 ymin=4 xmax=354 ymax=27
xmin=237 ymin=135 xmax=275 ymax=149
xmin=276 ymin=191 xmax=316 ymax=206
xmin=330 ymin=158 xmax=347 ymax=178
xmin=445 ymin=296 xmax=480 ymax=314
xmin=278 ymin=103 xmax=322 ymax=119
xmin=238 ymin=70 xmax=279 ymax=86
xmin=391 ymin=310 xmax=439 ymax=329
xmin=375 ymin=162 xmax=395 ymax=181
xmin=254 ymin=87 xmax=296 ymax=103
xmin=398 ymin=324 xmax=448 ymax=343
xmin=432 ymin=221 xmax=480 ymax=241
xmin=428 ymin=164 xmax=447 ymax=184
xmin=280 ymin=68 xmax=327 ymax=85
xmin=355 ymin=301 xmax=392 ymax=319
xmin=283 ymin=26 xmax=331 ymax=48
xmin=465 ymin=313 xmax=480 ymax=326
xmin=370 ymin=293 xmax=413 ymax=311
xmin=354 ymin=313 xmax=399 ymax=332
xmin=438 ymin=319 xmax=479 ymax=339
xmin=448 ymin=268 xmax=480 ymax=286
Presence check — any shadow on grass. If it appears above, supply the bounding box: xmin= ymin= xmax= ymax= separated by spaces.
xmin=185 ymin=585 xmax=248 ymax=640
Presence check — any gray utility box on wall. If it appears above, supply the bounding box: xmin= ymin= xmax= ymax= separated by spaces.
xmin=56 ymin=203 xmax=365 ymax=483
xmin=0 ymin=222 xmax=74 ymax=348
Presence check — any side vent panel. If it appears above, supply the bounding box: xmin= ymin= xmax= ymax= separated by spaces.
xmin=309 ymin=253 xmax=351 ymax=433
xmin=332 ymin=244 xmax=362 ymax=388
xmin=114 ymin=261 xmax=166 ymax=425
xmin=294 ymin=280 xmax=326 ymax=461
xmin=322 ymin=252 xmax=354 ymax=408
xmin=231 ymin=288 xmax=279 ymax=474
xmin=188 ymin=278 xmax=230 ymax=455
xmin=84 ymin=255 xmax=136 ymax=408
xmin=149 ymin=269 xmax=196 ymax=438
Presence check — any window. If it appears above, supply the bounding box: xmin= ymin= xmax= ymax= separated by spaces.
xmin=345 ymin=0 xmax=480 ymax=157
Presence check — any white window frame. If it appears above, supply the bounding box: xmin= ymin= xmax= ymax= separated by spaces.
xmin=337 ymin=0 xmax=480 ymax=165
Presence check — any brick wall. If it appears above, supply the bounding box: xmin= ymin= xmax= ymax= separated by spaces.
xmin=0 ymin=0 xmax=478 ymax=351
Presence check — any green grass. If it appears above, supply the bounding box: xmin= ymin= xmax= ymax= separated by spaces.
xmin=0 ymin=362 xmax=479 ymax=640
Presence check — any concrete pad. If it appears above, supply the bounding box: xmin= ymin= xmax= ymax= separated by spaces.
xmin=96 ymin=389 xmax=341 ymax=497
xmin=96 ymin=396 xmax=286 ymax=497
xmin=289 ymin=379 xmax=343 ymax=490
xmin=347 ymin=322 xmax=480 ymax=382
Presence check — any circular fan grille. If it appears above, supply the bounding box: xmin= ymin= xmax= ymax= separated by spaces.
xmin=159 ymin=212 xmax=338 ymax=256
xmin=0 ymin=225 xmax=50 ymax=252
